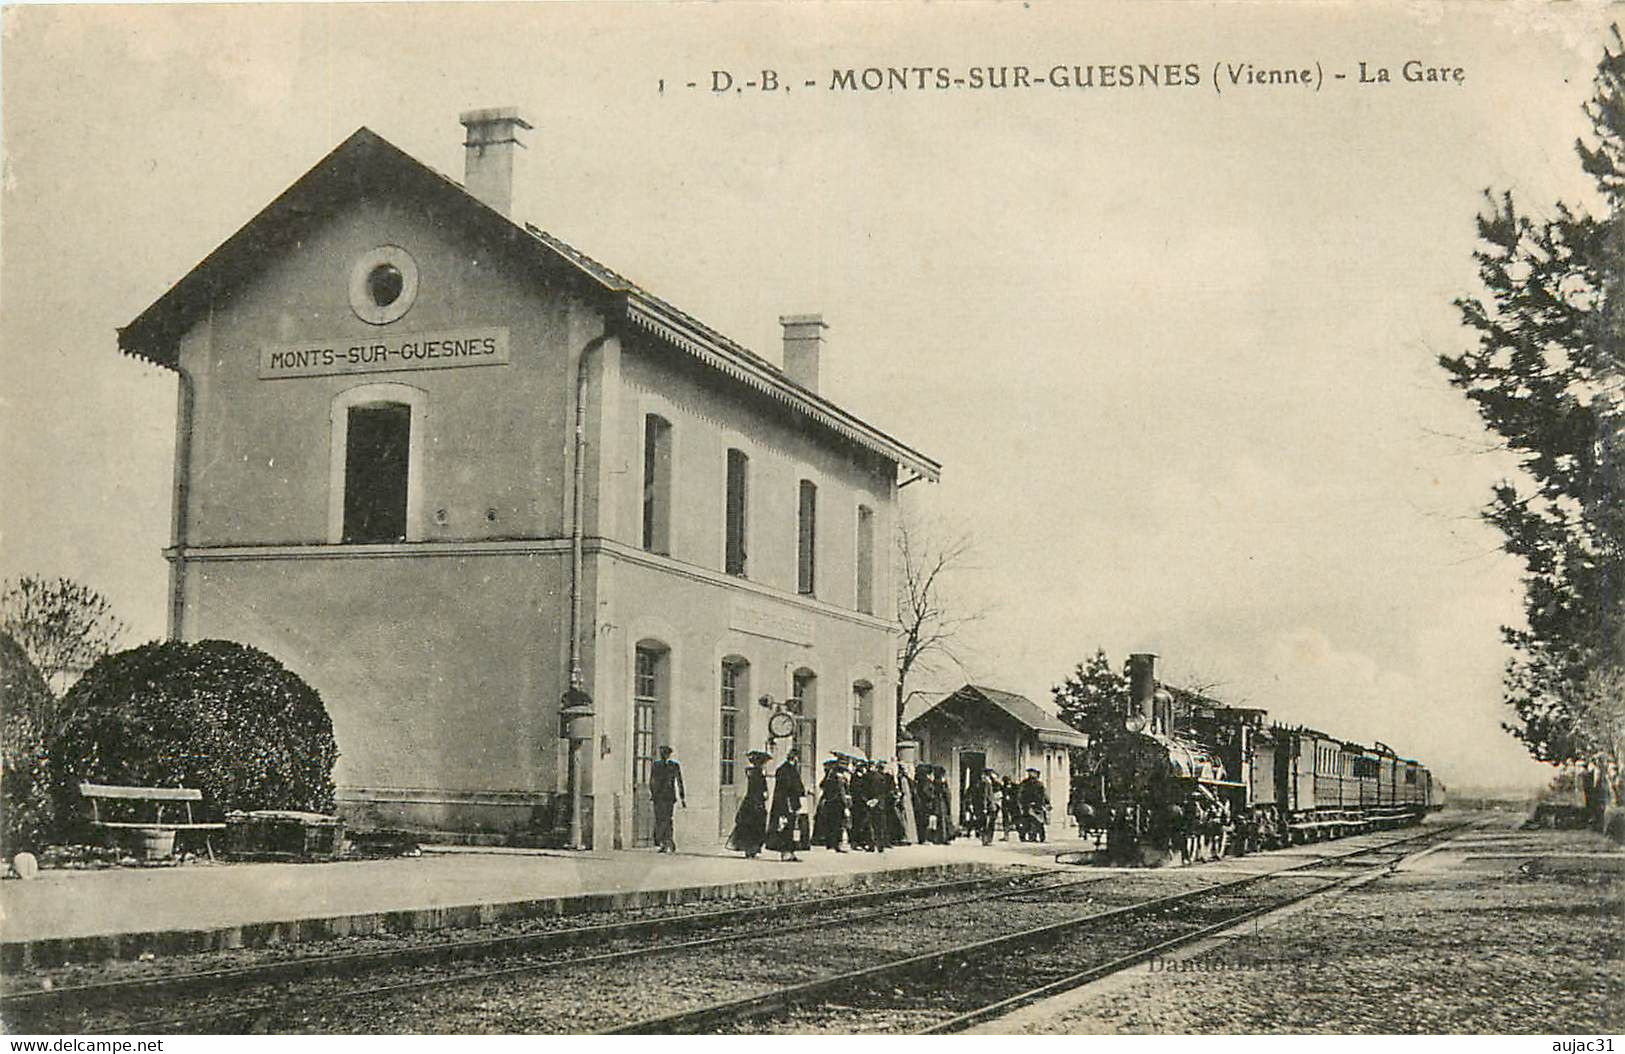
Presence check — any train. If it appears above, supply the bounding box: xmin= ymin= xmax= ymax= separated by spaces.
xmin=1074 ymin=653 xmax=1445 ymax=865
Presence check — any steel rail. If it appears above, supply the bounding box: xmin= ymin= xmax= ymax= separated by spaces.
xmin=0 ymin=865 xmax=1036 ymax=1019
xmin=917 ymin=823 xmax=1474 ymax=1034
xmin=86 ymin=867 xmax=1116 ymax=1034
xmin=604 ymin=821 xmax=1472 ymax=1035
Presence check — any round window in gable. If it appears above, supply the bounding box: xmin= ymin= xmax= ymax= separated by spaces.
xmin=349 ymin=246 xmax=419 ymax=325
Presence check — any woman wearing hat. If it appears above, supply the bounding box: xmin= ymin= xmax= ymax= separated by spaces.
xmin=812 ymin=757 xmax=850 ymax=852
xmin=727 ymin=750 xmax=772 ymax=859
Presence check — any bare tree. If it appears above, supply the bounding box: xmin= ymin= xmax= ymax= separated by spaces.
xmin=894 ymin=511 xmax=984 ymax=740
xmin=0 ymin=576 xmax=125 ymax=698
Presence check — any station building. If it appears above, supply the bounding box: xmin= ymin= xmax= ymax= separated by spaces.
xmin=903 ymin=685 xmax=1084 ymax=834
xmin=119 ymin=110 xmax=940 ymax=850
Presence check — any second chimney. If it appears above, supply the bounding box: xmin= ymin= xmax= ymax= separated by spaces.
xmin=459 ymin=107 xmax=533 ymax=218
xmin=780 ymin=314 xmax=827 ymax=393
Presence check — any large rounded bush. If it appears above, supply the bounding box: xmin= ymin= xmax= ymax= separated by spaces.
xmin=51 ymin=639 xmax=338 ymax=824
xmin=1 ymin=632 xmax=58 ymax=854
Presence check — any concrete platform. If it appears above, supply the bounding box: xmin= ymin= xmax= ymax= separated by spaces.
xmin=0 ymin=836 xmax=1088 ymax=969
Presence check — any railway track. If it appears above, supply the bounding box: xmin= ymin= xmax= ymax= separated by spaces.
xmin=11 ymin=821 xmax=1471 ymax=1033
xmin=607 ymin=820 xmax=1477 ymax=1034
xmin=5 ymin=864 xmax=1097 ymax=1034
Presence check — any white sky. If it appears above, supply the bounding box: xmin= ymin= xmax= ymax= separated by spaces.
xmin=3 ymin=1 xmax=1617 ymax=793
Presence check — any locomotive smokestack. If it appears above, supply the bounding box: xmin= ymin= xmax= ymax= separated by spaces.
xmin=1127 ymin=652 xmax=1158 ymax=720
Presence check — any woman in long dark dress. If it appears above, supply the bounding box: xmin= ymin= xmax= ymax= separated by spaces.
xmin=811 ymin=758 xmax=849 ymax=851
xmin=765 ymin=749 xmax=806 ymax=861
xmin=728 ymin=750 xmax=772 ymax=858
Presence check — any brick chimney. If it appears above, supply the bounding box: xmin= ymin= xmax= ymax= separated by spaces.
xmin=459 ymin=107 xmax=532 ymax=218
xmin=780 ymin=314 xmax=827 ymax=393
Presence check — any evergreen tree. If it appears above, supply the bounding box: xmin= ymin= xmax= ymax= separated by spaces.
xmin=1053 ymin=648 xmax=1130 ymax=737
xmin=1439 ymin=27 xmax=1624 ymax=774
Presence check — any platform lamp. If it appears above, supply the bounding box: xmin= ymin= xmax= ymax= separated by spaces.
xmin=560 ymin=685 xmax=595 ymax=851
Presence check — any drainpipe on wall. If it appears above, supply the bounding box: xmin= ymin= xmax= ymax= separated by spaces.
xmin=166 ymin=364 xmax=197 ymax=640
xmin=559 ymin=325 xmax=611 ymax=851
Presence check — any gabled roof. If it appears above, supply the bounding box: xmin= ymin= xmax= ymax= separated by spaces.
xmin=900 ymin=689 xmax=950 ymax=729
xmin=906 ymin=684 xmax=1088 ymax=748
xmin=119 ymin=127 xmax=940 ymax=483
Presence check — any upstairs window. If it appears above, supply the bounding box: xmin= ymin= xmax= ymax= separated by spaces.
xmin=642 ymin=414 xmax=672 ymax=555
xmin=797 ymin=480 xmax=818 ymax=595
xmin=725 ymin=449 xmax=749 ymax=576
xmin=343 ymin=403 xmax=411 ymax=543
xmin=855 ymin=505 xmax=875 ymax=613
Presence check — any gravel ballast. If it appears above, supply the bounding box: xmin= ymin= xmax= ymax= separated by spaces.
xmin=996 ymin=829 xmax=1623 ymax=1034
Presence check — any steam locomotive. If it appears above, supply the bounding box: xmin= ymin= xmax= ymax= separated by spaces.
xmin=1076 ymin=653 xmax=1445 ymax=865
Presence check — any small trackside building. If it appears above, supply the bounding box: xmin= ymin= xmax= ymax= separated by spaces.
xmin=119 ymin=111 xmax=940 ymax=850
xmin=903 ymin=684 xmax=1085 ymax=835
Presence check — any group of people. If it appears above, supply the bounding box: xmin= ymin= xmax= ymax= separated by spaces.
xmin=724 ymin=748 xmax=1052 ymax=860
xmin=813 ymin=755 xmax=960 ymax=853
xmin=1081 ymin=785 xmax=1249 ymax=864
xmin=963 ymin=768 xmax=1052 ymax=844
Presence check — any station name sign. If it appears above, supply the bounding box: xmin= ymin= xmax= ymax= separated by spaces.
xmin=259 ymin=327 xmax=509 ymax=379
xmin=730 ymin=596 xmax=815 ymax=646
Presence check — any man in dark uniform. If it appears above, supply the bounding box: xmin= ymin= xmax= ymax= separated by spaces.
xmin=1018 ymin=767 xmax=1049 ymax=842
xmin=766 ymin=748 xmax=807 ymax=862
xmin=649 ymin=745 xmax=686 ymax=853
xmin=976 ymin=769 xmax=1000 ymax=845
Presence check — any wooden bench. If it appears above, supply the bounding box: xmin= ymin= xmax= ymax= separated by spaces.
xmin=78 ymin=782 xmax=227 ymax=860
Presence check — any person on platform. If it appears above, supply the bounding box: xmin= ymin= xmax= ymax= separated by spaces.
xmin=1189 ymin=792 xmax=1215 ymax=857
xmin=892 ymin=761 xmax=916 ymax=845
xmin=849 ymin=761 xmax=873 ymax=851
xmin=649 ymin=745 xmax=686 ymax=853
xmin=812 ymin=757 xmax=850 ymax=851
xmin=1018 ymin=768 xmax=1050 ymax=842
xmin=864 ymin=760 xmax=899 ymax=853
xmin=976 ymin=769 xmax=1001 ymax=845
xmin=911 ymin=763 xmax=935 ymax=843
xmin=1069 ymin=780 xmax=1096 ymax=841
xmin=727 ymin=750 xmax=772 ymax=859
xmin=961 ymin=770 xmax=984 ymax=840
xmin=1209 ymin=794 xmax=1232 ymax=860
xmin=1159 ymin=801 xmax=1188 ymax=863
xmin=934 ymin=767 xmax=957 ymax=841
xmin=766 ymin=748 xmax=807 ymax=862
xmin=1000 ymin=774 xmax=1021 ymax=840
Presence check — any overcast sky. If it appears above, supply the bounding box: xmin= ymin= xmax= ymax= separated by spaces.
xmin=3 ymin=2 xmax=1616 ymax=793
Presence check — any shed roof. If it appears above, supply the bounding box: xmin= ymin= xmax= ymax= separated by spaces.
xmin=118 ymin=127 xmax=940 ymax=483
xmin=906 ymin=684 xmax=1088 ymax=748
